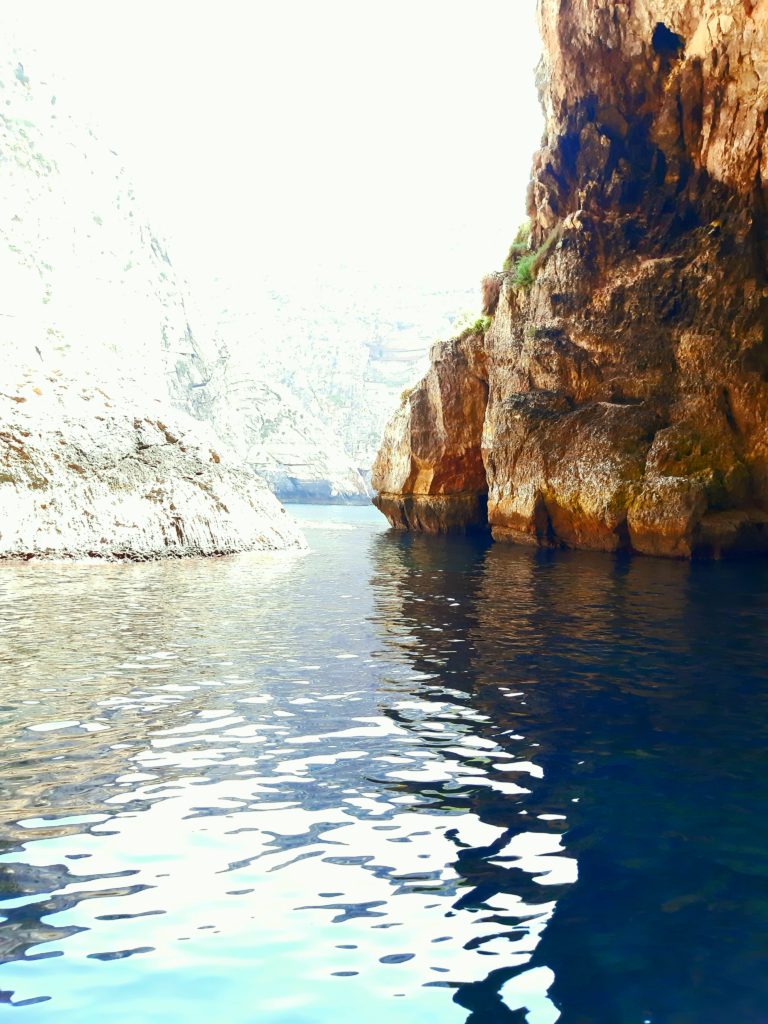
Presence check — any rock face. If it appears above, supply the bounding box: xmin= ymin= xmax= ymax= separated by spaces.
xmin=0 ymin=375 xmax=305 ymax=559
xmin=373 ymin=332 xmax=489 ymax=533
xmin=0 ymin=54 xmax=305 ymax=557
xmin=0 ymin=55 xmax=214 ymax=402
xmin=180 ymin=347 xmax=373 ymax=506
xmin=1 ymin=51 xmax=481 ymax=509
xmin=373 ymin=0 xmax=768 ymax=558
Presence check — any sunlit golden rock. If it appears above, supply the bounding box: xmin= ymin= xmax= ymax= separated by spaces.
xmin=373 ymin=0 xmax=768 ymax=557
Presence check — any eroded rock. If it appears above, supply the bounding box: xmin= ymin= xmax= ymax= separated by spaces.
xmin=0 ymin=376 xmax=306 ymax=560
xmin=373 ymin=0 xmax=768 ymax=557
xmin=372 ymin=333 xmax=489 ymax=534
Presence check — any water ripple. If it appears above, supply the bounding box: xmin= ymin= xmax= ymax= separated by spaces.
xmin=0 ymin=506 xmax=766 ymax=1022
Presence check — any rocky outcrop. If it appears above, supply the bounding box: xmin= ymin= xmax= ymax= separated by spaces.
xmin=373 ymin=332 xmax=489 ymax=532
xmin=0 ymin=374 xmax=305 ymax=559
xmin=1 ymin=50 xmax=481 ymax=507
xmin=0 ymin=54 xmax=213 ymax=402
xmin=0 ymin=53 xmax=309 ymax=555
xmin=373 ymin=0 xmax=768 ymax=558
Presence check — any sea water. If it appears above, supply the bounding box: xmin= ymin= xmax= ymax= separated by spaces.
xmin=0 ymin=505 xmax=766 ymax=1023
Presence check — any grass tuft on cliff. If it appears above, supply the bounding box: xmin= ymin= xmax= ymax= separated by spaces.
xmin=503 ymin=243 xmax=529 ymax=273
xmin=514 ymin=253 xmax=536 ymax=288
xmin=513 ymin=220 xmax=531 ymax=244
xmin=505 ymin=222 xmax=564 ymax=290
xmin=457 ymin=316 xmax=492 ymax=342
xmin=503 ymin=220 xmax=532 ymax=271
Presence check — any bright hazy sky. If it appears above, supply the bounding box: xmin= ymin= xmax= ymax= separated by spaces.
xmin=3 ymin=1 xmax=543 ymax=294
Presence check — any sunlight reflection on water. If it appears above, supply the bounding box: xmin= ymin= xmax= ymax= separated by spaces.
xmin=0 ymin=504 xmax=766 ymax=1023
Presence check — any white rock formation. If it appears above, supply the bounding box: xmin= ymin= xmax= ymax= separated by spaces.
xmin=202 ymin=271 xmax=478 ymax=500
xmin=0 ymin=54 xmax=306 ymax=557
xmin=0 ymin=373 xmax=305 ymax=559
xmin=0 ymin=52 xmax=373 ymax=507
xmin=0 ymin=50 xmax=480 ymax=516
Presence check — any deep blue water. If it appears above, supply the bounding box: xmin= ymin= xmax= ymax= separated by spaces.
xmin=0 ymin=504 xmax=766 ymax=1023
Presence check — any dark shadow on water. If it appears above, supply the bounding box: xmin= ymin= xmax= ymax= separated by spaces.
xmin=368 ymin=532 xmax=768 ymax=1024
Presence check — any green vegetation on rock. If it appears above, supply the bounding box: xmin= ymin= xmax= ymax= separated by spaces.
xmin=457 ymin=316 xmax=492 ymax=341
xmin=502 ymin=222 xmax=564 ymax=290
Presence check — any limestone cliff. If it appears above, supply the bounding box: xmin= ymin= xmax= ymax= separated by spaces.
xmin=0 ymin=374 xmax=304 ymax=559
xmin=0 ymin=53 xmax=305 ymax=557
xmin=374 ymin=0 xmax=768 ymax=558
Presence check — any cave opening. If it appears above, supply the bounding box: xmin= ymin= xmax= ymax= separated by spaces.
xmin=652 ymin=22 xmax=685 ymax=58
xmin=467 ymin=492 xmax=490 ymax=536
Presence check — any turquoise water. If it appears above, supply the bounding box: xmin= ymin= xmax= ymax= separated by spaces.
xmin=0 ymin=505 xmax=766 ymax=1023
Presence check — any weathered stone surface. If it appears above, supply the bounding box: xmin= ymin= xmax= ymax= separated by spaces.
xmin=372 ymin=333 xmax=489 ymax=533
xmin=373 ymin=0 xmax=768 ymax=557
xmin=0 ymin=375 xmax=306 ymax=560
xmin=0 ymin=53 xmax=311 ymax=555
xmin=0 ymin=51 xmax=378 ymax=509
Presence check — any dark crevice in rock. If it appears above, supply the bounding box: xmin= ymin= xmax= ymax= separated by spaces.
xmin=750 ymin=123 xmax=768 ymax=283
xmin=652 ymin=23 xmax=685 ymax=59
xmin=613 ymin=517 xmax=632 ymax=551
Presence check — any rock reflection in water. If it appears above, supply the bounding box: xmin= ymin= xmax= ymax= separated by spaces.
xmin=368 ymin=533 xmax=573 ymax=1022
xmin=370 ymin=532 xmax=573 ymax=1019
xmin=369 ymin=530 xmax=768 ymax=1023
